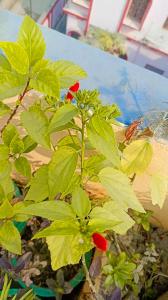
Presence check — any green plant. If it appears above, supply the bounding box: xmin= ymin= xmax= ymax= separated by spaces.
xmin=80 ymin=26 xmax=127 ymax=56
xmin=0 ymin=15 xmax=167 ymax=299
xmin=0 ymin=274 xmax=36 ymax=299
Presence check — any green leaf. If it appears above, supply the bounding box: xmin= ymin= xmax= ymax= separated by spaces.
xmin=0 ymin=200 xmax=14 ymax=219
xmin=84 ymin=154 xmax=110 ymax=179
xmin=58 ymin=135 xmax=81 ymax=151
xmin=0 ymin=160 xmax=11 ymax=181
xmin=0 ymin=102 xmax=11 ymax=117
xmin=0 ymin=221 xmax=21 ymax=254
xmin=18 ymin=15 xmax=46 ymax=66
xmin=87 ymin=116 xmax=120 ymax=168
xmin=0 ymin=42 xmax=29 ymax=74
xmin=62 ymin=173 xmax=80 ymax=196
xmin=0 ymin=70 xmax=27 ymax=100
xmin=0 ymin=145 xmax=9 ymax=161
xmin=122 ymin=140 xmax=153 ymax=175
xmin=25 ymin=165 xmax=48 ymax=202
xmin=48 ymin=147 xmax=78 ymax=200
xmin=21 ymin=106 xmax=50 ymax=149
xmin=48 ymin=60 xmax=87 ymax=88
xmin=2 ymin=124 xmax=18 ymax=146
xmin=0 ymin=176 xmax=14 ymax=201
xmin=33 ymin=220 xmax=79 ymax=238
xmin=48 ymin=104 xmax=78 ymax=134
xmin=10 ymin=135 xmax=24 ymax=154
xmin=99 ymin=167 xmax=145 ymax=213
xmin=14 ymin=157 xmax=31 ymax=180
xmin=22 ymin=135 xmax=38 ymax=153
xmin=0 ymin=54 xmax=11 ymax=71
xmin=30 ymin=69 xmax=60 ymax=98
xmin=89 ymin=201 xmax=134 ymax=234
xmin=47 ymin=234 xmax=92 ymax=270
xmin=19 ymin=200 xmax=75 ymax=221
xmin=150 ymin=173 xmax=168 ymax=208
xmin=72 ymin=187 xmax=91 ymax=218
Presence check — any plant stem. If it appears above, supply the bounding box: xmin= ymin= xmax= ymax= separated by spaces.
xmin=113 ymin=232 xmax=122 ymax=254
xmin=80 ymin=114 xmax=85 ymax=183
xmin=82 ymin=255 xmax=98 ymax=300
xmin=0 ymin=79 xmax=30 ymax=136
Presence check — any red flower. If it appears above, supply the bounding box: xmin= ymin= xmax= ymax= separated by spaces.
xmin=92 ymin=233 xmax=108 ymax=252
xmin=66 ymin=82 xmax=79 ymax=101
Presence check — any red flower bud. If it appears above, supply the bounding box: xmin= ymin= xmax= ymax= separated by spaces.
xmin=66 ymin=82 xmax=79 ymax=101
xmin=69 ymin=82 xmax=79 ymax=92
xmin=92 ymin=233 xmax=108 ymax=252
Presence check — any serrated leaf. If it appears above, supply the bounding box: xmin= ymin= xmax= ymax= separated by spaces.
xmin=0 ymin=145 xmax=9 ymax=161
xmin=30 ymin=69 xmax=60 ymax=98
xmin=10 ymin=135 xmax=24 ymax=154
xmin=87 ymin=116 xmax=120 ymax=168
xmin=18 ymin=15 xmax=46 ymax=66
xmin=72 ymin=187 xmax=91 ymax=218
xmin=47 ymin=234 xmax=92 ymax=270
xmin=0 ymin=102 xmax=11 ymax=117
xmin=0 ymin=221 xmax=21 ymax=254
xmin=22 ymin=135 xmax=37 ymax=153
xmin=122 ymin=140 xmax=153 ymax=175
xmin=150 ymin=173 xmax=168 ymax=208
xmin=89 ymin=201 xmax=134 ymax=234
xmin=0 ymin=160 xmax=11 ymax=180
xmin=48 ymin=147 xmax=78 ymax=200
xmin=48 ymin=60 xmax=87 ymax=88
xmin=25 ymin=165 xmax=48 ymax=202
xmin=99 ymin=167 xmax=145 ymax=213
xmin=48 ymin=103 xmax=78 ymax=133
xmin=0 ymin=41 xmax=29 ymax=74
xmin=58 ymin=135 xmax=81 ymax=151
xmin=0 ymin=54 xmax=11 ymax=71
xmin=14 ymin=157 xmax=31 ymax=180
xmin=21 ymin=107 xmax=50 ymax=149
xmin=0 ymin=70 xmax=27 ymax=100
xmin=33 ymin=220 xmax=79 ymax=238
xmin=2 ymin=124 xmax=18 ymax=146
xmin=0 ymin=200 xmax=14 ymax=219
xmin=19 ymin=200 xmax=75 ymax=221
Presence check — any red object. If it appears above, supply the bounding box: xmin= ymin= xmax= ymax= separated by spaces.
xmin=92 ymin=233 xmax=108 ymax=252
xmin=66 ymin=82 xmax=80 ymax=101
xmin=125 ymin=120 xmax=141 ymax=141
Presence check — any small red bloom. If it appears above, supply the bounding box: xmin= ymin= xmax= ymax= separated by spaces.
xmin=92 ymin=233 xmax=108 ymax=252
xmin=66 ymin=82 xmax=79 ymax=101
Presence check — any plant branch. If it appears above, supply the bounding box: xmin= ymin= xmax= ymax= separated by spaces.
xmin=80 ymin=114 xmax=85 ymax=183
xmin=82 ymin=255 xmax=98 ymax=300
xmin=0 ymin=79 xmax=30 ymax=136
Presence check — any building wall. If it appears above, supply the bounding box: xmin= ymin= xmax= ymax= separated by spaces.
xmin=126 ymin=40 xmax=168 ymax=78
xmin=90 ymin=0 xmax=127 ymax=32
xmin=66 ymin=15 xmax=86 ymax=36
xmin=120 ymin=0 xmax=168 ymax=45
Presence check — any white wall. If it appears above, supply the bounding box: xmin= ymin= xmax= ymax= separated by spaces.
xmin=121 ymin=0 xmax=168 ymax=43
xmin=66 ymin=15 xmax=86 ymax=36
xmin=90 ymin=0 xmax=127 ymax=32
xmin=126 ymin=40 xmax=168 ymax=78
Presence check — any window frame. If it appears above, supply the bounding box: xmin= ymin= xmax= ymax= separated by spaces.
xmin=123 ymin=0 xmax=153 ymax=31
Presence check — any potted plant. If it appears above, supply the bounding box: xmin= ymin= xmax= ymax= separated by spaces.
xmin=0 ymin=16 xmax=167 ymax=300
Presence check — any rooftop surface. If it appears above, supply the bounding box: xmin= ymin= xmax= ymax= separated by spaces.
xmin=0 ymin=9 xmax=168 ymax=124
